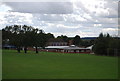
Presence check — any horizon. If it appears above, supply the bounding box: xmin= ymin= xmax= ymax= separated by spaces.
xmin=1 ymin=25 xmax=116 ymax=38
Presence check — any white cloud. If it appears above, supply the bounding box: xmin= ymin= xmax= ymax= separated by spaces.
xmin=0 ymin=0 xmax=119 ymax=37
xmin=3 ymin=2 xmax=73 ymax=14
xmin=0 ymin=11 xmax=33 ymax=27
xmin=0 ymin=4 xmax=11 ymax=12
xmin=102 ymin=28 xmax=118 ymax=31
xmin=102 ymin=28 xmax=118 ymax=36
xmin=56 ymin=24 xmax=80 ymax=29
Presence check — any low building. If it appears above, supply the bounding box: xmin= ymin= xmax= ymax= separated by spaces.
xmin=45 ymin=46 xmax=69 ymax=52
xmin=3 ymin=44 xmax=16 ymax=49
xmin=45 ymin=45 xmax=92 ymax=54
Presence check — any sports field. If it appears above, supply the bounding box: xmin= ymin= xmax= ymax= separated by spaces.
xmin=2 ymin=50 xmax=118 ymax=79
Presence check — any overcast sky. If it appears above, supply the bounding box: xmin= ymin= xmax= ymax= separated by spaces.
xmin=0 ymin=0 xmax=119 ymax=37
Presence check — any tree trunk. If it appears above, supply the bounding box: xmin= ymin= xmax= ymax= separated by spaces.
xmin=35 ymin=46 xmax=38 ymax=53
xmin=24 ymin=47 xmax=27 ymax=53
xmin=17 ymin=47 xmax=21 ymax=53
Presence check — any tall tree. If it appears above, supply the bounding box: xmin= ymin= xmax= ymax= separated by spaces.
xmin=46 ymin=33 xmax=55 ymax=39
xmin=28 ymin=28 xmax=46 ymax=53
xmin=57 ymin=35 xmax=69 ymax=42
xmin=2 ymin=25 xmax=35 ymax=53
xmin=73 ymin=35 xmax=82 ymax=46
xmin=92 ymin=33 xmax=120 ymax=56
xmin=93 ymin=33 xmax=107 ymax=55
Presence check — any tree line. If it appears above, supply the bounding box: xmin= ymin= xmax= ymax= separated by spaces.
xmin=2 ymin=25 xmax=54 ymax=53
xmin=2 ymin=25 xmax=94 ymax=53
xmin=93 ymin=33 xmax=120 ymax=56
xmin=2 ymin=25 xmax=120 ymax=56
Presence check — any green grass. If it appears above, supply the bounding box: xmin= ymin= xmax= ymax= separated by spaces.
xmin=2 ymin=50 xmax=118 ymax=79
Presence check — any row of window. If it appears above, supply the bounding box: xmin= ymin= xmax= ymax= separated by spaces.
xmin=48 ymin=43 xmax=68 ymax=46
xmin=57 ymin=49 xmax=91 ymax=53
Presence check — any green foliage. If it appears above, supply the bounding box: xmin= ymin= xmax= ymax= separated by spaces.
xmin=73 ymin=35 xmax=82 ymax=46
xmin=2 ymin=25 xmax=47 ymax=53
xmin=57 ymin=35 xmax=69 ymax=42
xmin=46 ymin=33 xmax=55 ymax=39
xmin=93 ymin=33 xmax=120 ymax=56
xmin=81 ymin=39 xmax=95 ymax=47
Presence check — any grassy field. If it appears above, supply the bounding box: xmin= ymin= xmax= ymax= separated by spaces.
xmin=2 ymin=50 xmax=118 ymax=79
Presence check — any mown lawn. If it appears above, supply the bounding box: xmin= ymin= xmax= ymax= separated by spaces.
xmin=2 ymin=50 xmax=118 ymax=79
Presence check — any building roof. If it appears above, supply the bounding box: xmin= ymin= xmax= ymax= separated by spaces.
xmin=45 ymin=46 xmax=69 ymax=49
xmin=62 ymin=46 xmax=90 ymax=50
xmin=81 ymin=37 xmax=97 ymax=40
xmin=86 ymin=45 xmax=93 ymax=50
xmin=3 ymin=45 xmax=16 ymax=48
xmin=45 ymin=45 xmax=90 ymax=50
xmin=48 ymin=38 xmax=65 ymax=42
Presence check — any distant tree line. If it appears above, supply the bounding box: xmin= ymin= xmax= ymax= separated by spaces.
xmin=2 ymin=25 xmax=120 ymax=56
xmin=57 ymin=35 xmax=95 ymax=47
xmin=2 ymin=25 xmax=94 ymax=52
xmin=93 ymin=33 xmax=120 ymax=56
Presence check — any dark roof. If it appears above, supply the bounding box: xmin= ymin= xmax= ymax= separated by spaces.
xmin=3 ymin=45 xmax=16 ymax=48
xmin=48 ymin=38 xmax=65 ymax=42
xmin=81 ymin=37 xmax=97 ymax=40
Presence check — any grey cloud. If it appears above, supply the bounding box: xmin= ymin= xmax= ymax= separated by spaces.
xmin=4 ymin=2 xmax=73 ymax=14
xmin=118 ymin=2 xmax=120 ymax=18
xmin=33 ymin=14 xmax=64 ymax=21
xmin=45 ymin=26 xmax=79 ymax=33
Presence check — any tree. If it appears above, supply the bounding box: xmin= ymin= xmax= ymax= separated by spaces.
xmin=57 ymin=35 xmax=69 ymax=42
xmin=80 ymin=41 xmax=91 ymax=47
xmin=2 ymin=25 xmax=35 ymax=53
xmin=73 ymin=35 xmax=82 ymax=46
xmin=2 ymin=25 xmax=22 ymax=53
xmin=31 ymin=29 xmax=46 ymax=53
xmin=2 ymin=25 xmax=50 ymax=54
xmin=93 ymin=33 xmax=108 ymax=55
xmin=2 ymin=29 xmax=11 ymax=46
xmin=92 ymin=33 xmax=120 ymax=56
xmin=108 ymin=38 xmax=120 ymax=56
xmin=46 ymin=33 xmax=55 ymax=40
